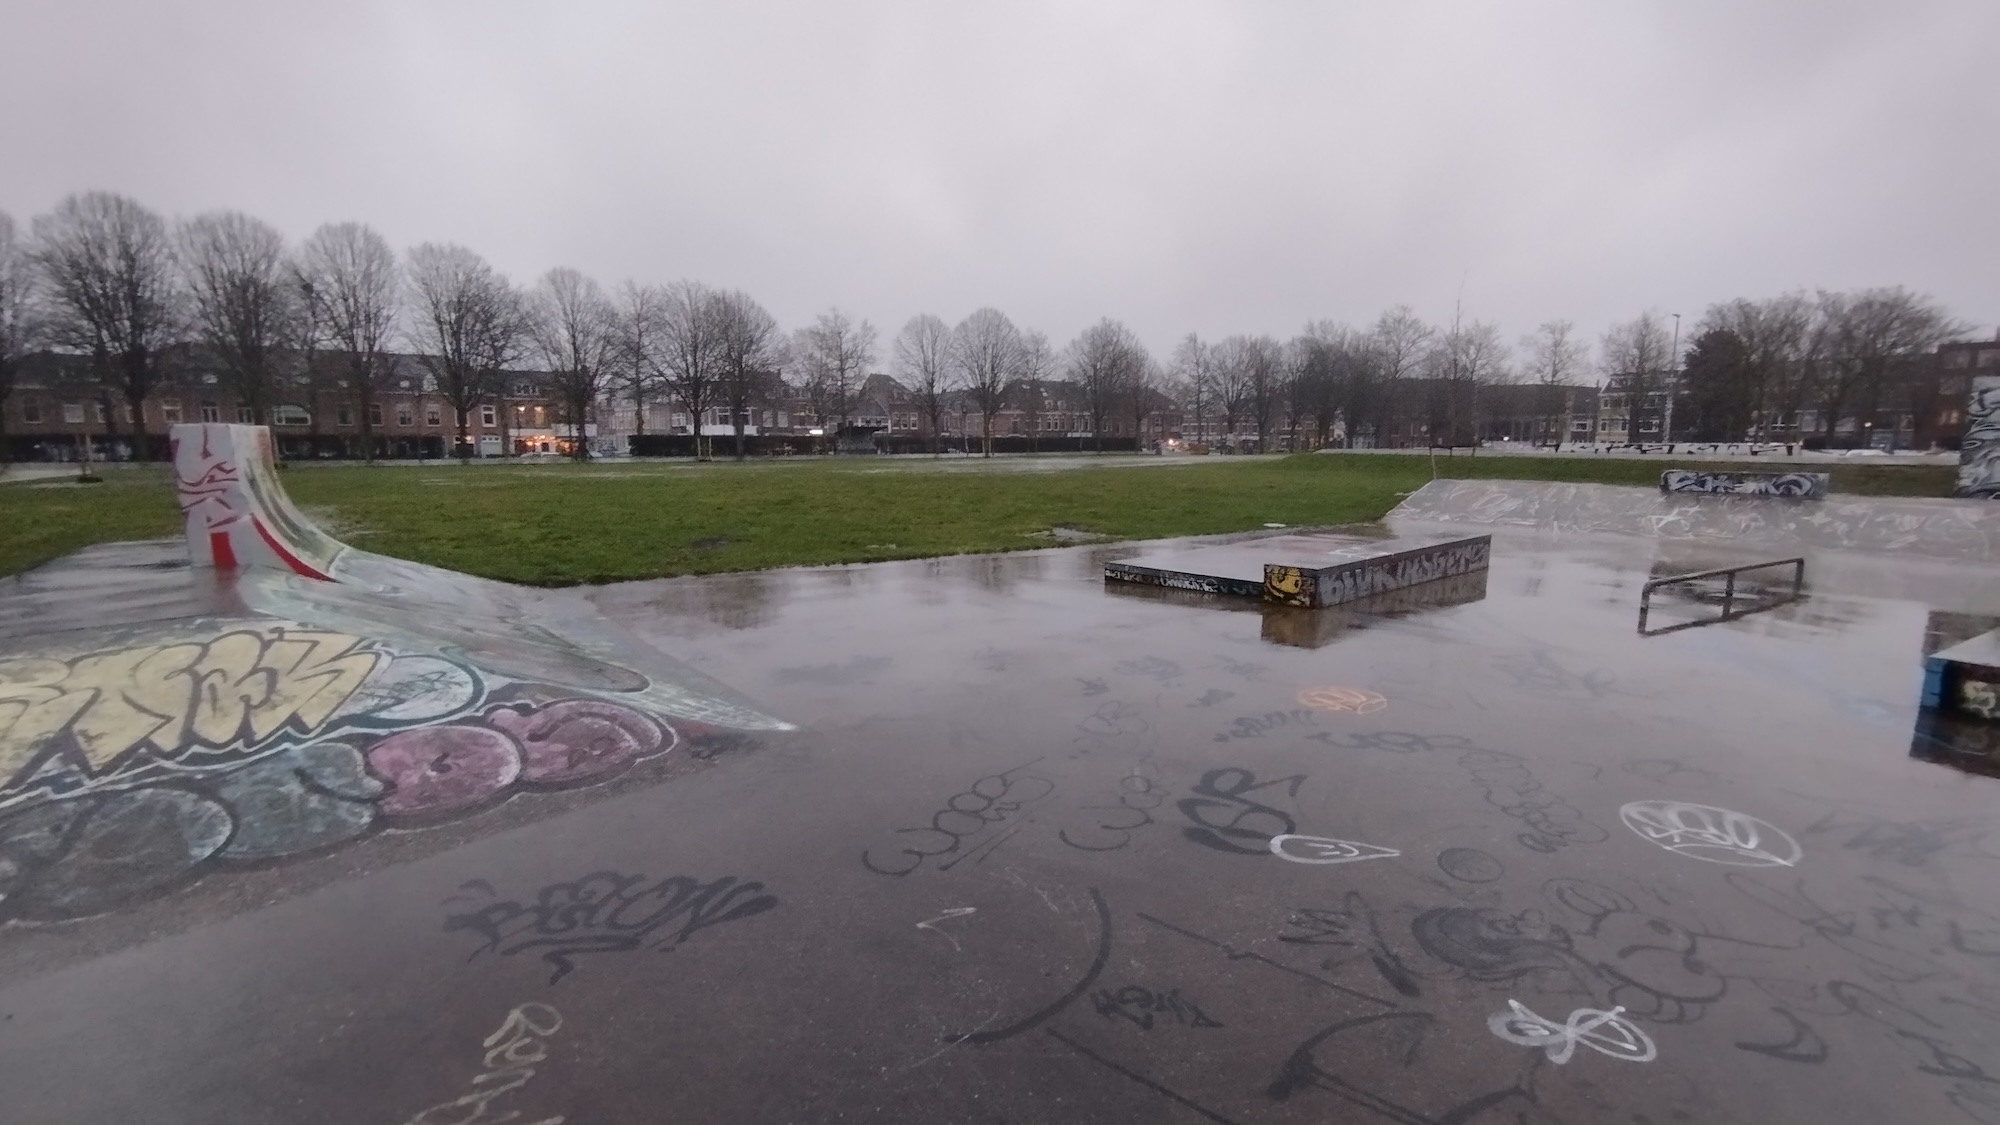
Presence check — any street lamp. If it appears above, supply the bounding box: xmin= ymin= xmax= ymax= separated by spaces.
xmin=1663 ymin=313 xmax=1681 ymax=444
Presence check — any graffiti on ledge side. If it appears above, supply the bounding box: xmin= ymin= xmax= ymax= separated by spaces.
xmin=1660 ymin=470 xmax=1828 ymax=499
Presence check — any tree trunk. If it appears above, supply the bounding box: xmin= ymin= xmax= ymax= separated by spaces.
xmin=122 ymin=387 xmax=149 ymax=461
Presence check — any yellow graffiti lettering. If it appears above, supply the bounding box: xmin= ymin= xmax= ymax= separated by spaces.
xmin=0 ymin=626 xmax=384 ymax=792
xmin=0 ymin=658 xmax=97 ymax=786
xmin=241 ymin=632 xmax=380 ymax=740
xmin=65 ymin=642 xmax=204 ymax=770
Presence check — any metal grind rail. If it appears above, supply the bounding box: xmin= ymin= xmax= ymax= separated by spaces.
xmin=1638 ymin=556 xmax=1806 ymax=636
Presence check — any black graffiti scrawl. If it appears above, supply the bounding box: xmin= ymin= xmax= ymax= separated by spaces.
xmin=1960 ymin=375 xmax=2000 ymax=499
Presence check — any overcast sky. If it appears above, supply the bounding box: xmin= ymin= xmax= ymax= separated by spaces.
xmin=4 ymin=0 xmax=1995 ymax=367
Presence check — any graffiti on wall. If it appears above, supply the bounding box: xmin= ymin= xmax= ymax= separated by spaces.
xmin=1960 ymin=375 xmax=2000 ymax=499
xmin=172 ymin=424 xmax=341 ymax=578
xmin=1660 ymin=470 xmax=1828 ymax=499
xmin=1264 ymin=537 xmax=1491 ymax=609
xmin=1103 ymin=562 xmax=1259 ymax=598
xmin=0 ymin=620 xmax=701 ymax=923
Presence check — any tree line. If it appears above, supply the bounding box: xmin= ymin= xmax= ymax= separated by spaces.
xmin=0 ymin=190 xmax=1975 ymax=463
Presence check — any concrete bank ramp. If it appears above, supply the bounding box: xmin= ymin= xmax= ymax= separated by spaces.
xmin=0 ymin=424 xmax=794 ymax=927
xmin=1391 ymin=478 xmax=2000 ymax=562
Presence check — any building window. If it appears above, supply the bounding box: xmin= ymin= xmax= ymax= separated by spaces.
xmin=1942 ymin=351 xmax=1969 ymax=369
xmin=395 ymin=403 xmax=414 ymax=427
xmin=336 ymin=404 xmax=354 ymax=427
xmin=22 ymin=401 xmax=40 ymax=424
xmin=199 ymin=402 xmax=221 ymax=423
xmin=1979 ymin=350 xmax=2000 ymax=369
xmin=368 ymin=402 xmax=384 ymax=426
xmin=63 ymin=402 xmax=85 ymax=424
xmin=481 ymin=404 xmax=497 ymax=427
xmin=426 ymin=404 xmax=442 ymax=427
xmin=93 ymin=402 xmax=107 ymax=423
xmin=162 ymin=401 xmax=183 ymax=424
xmin=273 ymin=404 xmax=311 ymax=426
xmin=237 ymin=404 xmax=255 ymax=424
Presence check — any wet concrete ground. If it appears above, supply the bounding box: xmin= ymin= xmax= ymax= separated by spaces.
xmin=3 ymin=519 xmax=2000 ymax=1124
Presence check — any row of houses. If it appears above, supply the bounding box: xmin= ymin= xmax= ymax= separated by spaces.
xmin=1591 ymin=337 xmax=1998 ymax=451
xmin=6 ymin=336 xmax=1993 ymax=461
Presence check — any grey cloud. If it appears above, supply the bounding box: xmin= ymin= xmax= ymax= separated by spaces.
xmin=3 ymin=0 xmax=1993 ymax=359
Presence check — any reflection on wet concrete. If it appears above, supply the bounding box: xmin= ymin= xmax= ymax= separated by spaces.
xmin=1261 ymin=569 xmax=1490 ymax=649
xmin=3 ymin=521 xmax=2000 ymax=1123
xmin=1911 ymin=709 xmax=2000 ymax=778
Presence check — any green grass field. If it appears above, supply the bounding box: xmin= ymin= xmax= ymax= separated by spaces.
xmin=0 ymin=454 xmax=1959 ymax=585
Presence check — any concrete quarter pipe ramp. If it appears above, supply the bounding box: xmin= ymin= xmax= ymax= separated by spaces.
xmin=1391 ymin=478 xmax=2000 ymax=561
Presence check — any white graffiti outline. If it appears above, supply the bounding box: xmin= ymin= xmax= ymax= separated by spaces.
xmin=1487 ymin=1000 xmax=1657 ymax=1064
xmin=915 ymin=906 xmax=978 ymax=952
xmin=1268 ymin=834 xmax=1402 ymax=865
xmin=1619 ymin=800 xmax=1801 ymax=867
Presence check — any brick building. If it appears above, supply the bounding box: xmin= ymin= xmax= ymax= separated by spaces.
xmin=1 ymin=349 xmax=567 ymax=461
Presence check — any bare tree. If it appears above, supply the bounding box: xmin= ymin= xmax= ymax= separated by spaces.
xmin=952 ymin=308 xmax=1022 ymax=458
xmin=1428 ymin=310 xmax=1508 ymax=448
xmin=1521 ymin=319 xmax=1587 ymax=446
xmin=1126 ymin=352 xmax=1163 ymax=449
xmin=529 ymin=267 xmax=615 ymax=461
xmin=792 ymin=308 xmax=876 ymax=450
xmin=1169 ymin=333 xmax=1213 ymax=447
xmin=1244 ymin=335 xmax=1284 ymax=450
xmin=1068 ymin=318 xmax=1144 ymax=452
xmin=179 ymin=211 xmax=295 ymax=427
xmin=654 ymin=281 xmax=725 ymax=460
xmin=29 ymin=192 xmax=181 ymax=459
xmin=406 ymin=243 xmax=523 ymax=460
xmin=1292 ymin=321 xmax=1351 ymax=449
xmin=1812 ymin=287 xmax=1966 ymax=448
xmin=1209 ymin=335 xmax=1253 ymax=446
xmin=1367 ymin=306 xmax=1432 ymax=447
xmin=1601 ymin=311 xmax=1674 ymax=443
xmin=297 ymin=222 xmax=399 ymax=461
xmin=0 ymin=211 xmax=31 ymax=462
xmin=1016 ymin=329 xmax=1056 ymax=454
xmin=714 ymin=289 xmax=784 ymax=460
xmin=893 ymin=313 xmax=953 ymax=455
xmin=1701 ymin=293 xmax=1815 ymax=442
xmin=609 ymin=281 xmax=665 ymax=439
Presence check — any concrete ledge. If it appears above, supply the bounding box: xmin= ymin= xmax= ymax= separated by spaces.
xmin=1924 ymin=628 xmax=2000 ymax=723
xmin=1102 ymin=560 xmax=1263 ymax=598
xmin=1262 ymin=534 xmax=1491 ymax=609
xmin=1660 ymin=469 xmax=1828 ymax=498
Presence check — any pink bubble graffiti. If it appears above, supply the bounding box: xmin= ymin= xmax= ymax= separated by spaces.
xmin=366 ymin=725 xmax=522 ymax=817
xmin=486 ymin=699 xmax=672 ymax=785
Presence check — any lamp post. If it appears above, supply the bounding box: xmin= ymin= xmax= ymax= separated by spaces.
xmin=1663 ymin=313 xmax=1681 ymax=445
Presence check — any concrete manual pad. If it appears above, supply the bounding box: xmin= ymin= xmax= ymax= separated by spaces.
xmin=3 ymin=460 xmax=2000 ymax=1122
xmin=1105 ymin=531 xmax=1485 ymax=602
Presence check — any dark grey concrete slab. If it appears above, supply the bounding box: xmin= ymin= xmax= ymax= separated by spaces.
xmin=2 ymin=525 xmax=2000 ymax=1124
xmin=1103 ymin=532 xmax=1397 ymax=597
